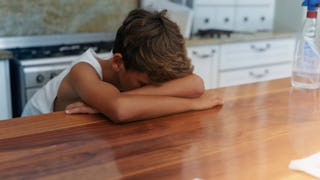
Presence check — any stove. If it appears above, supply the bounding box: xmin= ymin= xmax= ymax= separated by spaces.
xmin=0 ymin=32 xmax=115 ymax=117
xmin=197 ymin=29 xmax=233 ymax=38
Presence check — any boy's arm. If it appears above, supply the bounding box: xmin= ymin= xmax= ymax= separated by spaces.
xmin=67 ymin=63 xmax=222 ymax=123
xmin=123 ymin=74 xmax=205 ymax=98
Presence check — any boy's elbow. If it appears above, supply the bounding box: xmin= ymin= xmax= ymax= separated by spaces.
xmin=191 ymin=75 xmax=205 ymax=97
xmin=195 ymin=80 xmax=205 ymax=95
xmin=102 ymin=103 xmax=133 ymax=123
xmin=108 ymin=111 xmax=131 ymax=124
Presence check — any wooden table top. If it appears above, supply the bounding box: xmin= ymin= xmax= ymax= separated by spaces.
xmin=1 ymin=78 xmax=320 ymax=180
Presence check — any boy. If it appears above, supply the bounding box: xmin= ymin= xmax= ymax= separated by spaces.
xmin=22 ymin=9 xmax=223 ymax=123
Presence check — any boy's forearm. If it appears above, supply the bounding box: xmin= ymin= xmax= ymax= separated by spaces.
xmin=66 ymin=87 xmax=222 ymax=123
xmin=99 ymin=90 xmax=222 ymax=123
xmin=108 ymin=94 xmax=196 ymax=123
xmin=66 ymin=95 xmax=196 ymax=122
xmin=124 ymin=74 xmax=205 ymax=98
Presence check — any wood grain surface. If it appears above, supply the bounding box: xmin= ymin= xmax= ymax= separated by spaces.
xmin=1 ymin=78 xmax=319 ymax=180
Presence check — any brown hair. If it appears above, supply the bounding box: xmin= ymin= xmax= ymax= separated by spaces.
xmin=112 ymin=9 xmax=193 ymax=83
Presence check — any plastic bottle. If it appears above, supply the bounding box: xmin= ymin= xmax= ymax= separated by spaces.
xmin=291 ymin=9 xmax=320 ymax=89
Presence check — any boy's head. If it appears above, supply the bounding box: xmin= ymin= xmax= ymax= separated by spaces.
xmin=112 ymin=8 xmax=193 ymax=84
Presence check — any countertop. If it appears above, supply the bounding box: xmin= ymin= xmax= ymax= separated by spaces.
xmin=1 ymin=78 xmax=319 ymax=179
xmin=186 ymin=32 xmax=296 ymax=46
xmin=0 ymin=50 xmax=11 ymax=60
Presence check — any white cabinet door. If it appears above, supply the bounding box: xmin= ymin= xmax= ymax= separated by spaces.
xmin=215 ymin=7 xmax=235 ymax=31
xmin=251 ymin=6 xmax=274 ymax=32
xmin=0 ymin=60 xmax=12 ymax=120
xmin=192 ymin=7 xmax=216 ymax=34
xmin=192 ymin=6 xmax=235 ymax=34
xmin=188 ymin=45 xmax=218 ymax=89
xmin=218 ymin=37 xmax=295 ymax=88
xmin=234 ymin=6 xmax=274 ymax=32
xmin=219 ymin=63 xmax=291 ymax=87
xmin=220 ymin=38 xmax=295 ymax=70
xmin=234 ymin=0 xmax=275 ymax=32
xmin=234 ymin=7 xmax=256 ymax=32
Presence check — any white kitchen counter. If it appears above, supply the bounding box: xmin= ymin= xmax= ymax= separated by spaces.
xmin=185 ymin=31 xmax=296 ymax=46
xmin=186 ymin=31 xmax=296 ymax=89
xmin=0 ymin=50 xmax=12 ymax=120
xmin=0 ymin=50 xmax=11 ymax=60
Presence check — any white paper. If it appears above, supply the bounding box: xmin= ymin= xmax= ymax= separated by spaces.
xmin=289 ymin=152 xmax=320 ymax=179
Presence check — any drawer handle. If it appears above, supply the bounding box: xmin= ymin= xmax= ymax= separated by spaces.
xmin=192 ymin=49 xmax=216 ymax=58
xmin=249 ymin=69 xmax=269 ymax=79
xmin=250 ymin=43 xmax=271 ymax=52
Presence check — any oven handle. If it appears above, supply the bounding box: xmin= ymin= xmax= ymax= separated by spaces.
xmin=23 ymin=64 xmax=69 ymax=73
xmin=20 ymin=56 xmax=76 ymax=66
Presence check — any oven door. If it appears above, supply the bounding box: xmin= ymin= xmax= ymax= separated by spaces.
xmin=23 ymin=64 xmax=69 ymax=98
xmin=11 ymin=57 xmax=74 ymax=117
xmin=11 ymin=53 xmax=111 ymax=117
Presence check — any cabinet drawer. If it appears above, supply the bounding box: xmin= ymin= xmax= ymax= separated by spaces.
xmin=220 ymin=38 xmax=295 ymax=70
xmin=188 ymin=45 xmax=218 ymax=89
xmin=218 ymin=63 xmax=291 ymax=87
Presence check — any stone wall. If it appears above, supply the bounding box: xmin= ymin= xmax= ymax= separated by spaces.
xmin=0 ymin=0 xmax=138 ymax=36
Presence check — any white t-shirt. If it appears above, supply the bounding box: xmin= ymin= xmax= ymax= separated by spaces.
xmin=21 ymin=48 xmax=107 ymax=117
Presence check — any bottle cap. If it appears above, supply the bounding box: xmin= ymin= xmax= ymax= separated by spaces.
xmin=307 ymin=11 xmax=318 ymax=18
xmin=302 ymin=0 xmax=320 ymax=11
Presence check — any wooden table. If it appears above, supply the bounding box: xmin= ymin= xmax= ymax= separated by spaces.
xmin=1 ymin=78 xmax=320 ymax=180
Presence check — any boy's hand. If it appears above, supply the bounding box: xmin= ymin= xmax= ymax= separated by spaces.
xmin=65 ymin=101 xmax=99 ymax=114
xmin=192 ymin=90 xmax=223 ymax=110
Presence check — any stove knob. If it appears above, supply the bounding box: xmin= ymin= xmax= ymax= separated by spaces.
xmin=50 ymin=72 xmax=58 ymax=79
xmin=204 ymin=18 xmax=210 ymax=24
xmin=36 ymin=74 xmax=45 ymax=83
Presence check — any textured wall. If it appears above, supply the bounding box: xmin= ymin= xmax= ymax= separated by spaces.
xmin=0 ymin=0 xmax=138 ymax=36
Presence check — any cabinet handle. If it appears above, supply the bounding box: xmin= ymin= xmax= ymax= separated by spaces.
xmin=192 ymin=49 xmax=216 ymax=58
xmin=250 ymin=43 xmax=271 ymax=52
xmin=248 ymin=69 xmax=269 ymax=79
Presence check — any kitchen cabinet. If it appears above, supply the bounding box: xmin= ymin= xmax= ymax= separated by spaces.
xmin=234 ymin=0 xmax=275 ymax=32
xmin=193 ymin=6 xmax=235 ymax=34
xmin=187 ymin=37 xmax=295 ymax=88
xmin=192 ymin=7 xmax=216 ymax=33
xmin=192 ymin=0 xmax=275 ymax=33
xmin=187 ymin=45 xmax=219 ymax=89
xmin=219 ymin=63 xmax=291 ymax=87
xmin=213 ymin=7 xmax=235 ymax=31
xmin=234 ymin=6 xmax=274 ymax=32
xmin=218 ymin=37 xmax=295 ymax=87
xmin=0 ymin=60 xmax=12 ymax=120
xmin=219 ymin=38 xmax=295 ymax=70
